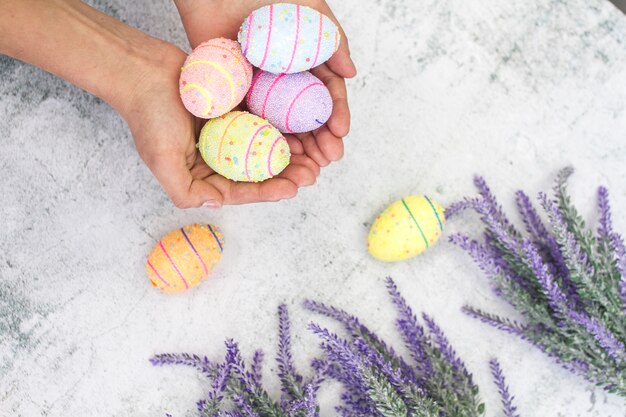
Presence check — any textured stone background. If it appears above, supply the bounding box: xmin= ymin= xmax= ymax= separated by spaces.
xmin=1 ymin=0 xmax=626 ymax=416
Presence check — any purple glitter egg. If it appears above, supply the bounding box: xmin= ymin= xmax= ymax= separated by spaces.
xmin=246 ymin=70 xmax=333 ymax=134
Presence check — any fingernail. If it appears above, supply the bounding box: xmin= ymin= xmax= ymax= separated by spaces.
xmin=202 ymin=200 xmax=222 ymax=209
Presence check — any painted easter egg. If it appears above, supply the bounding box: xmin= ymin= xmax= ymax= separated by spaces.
xmin=199 ymin=111 xmax=291 ymax=182
xmin=238 ymin=3 xmax=341 ymax=74
xmin=179 ymin=38 xmax=253 ymax=119
xmin=146 ymin=224 xmax=225 ymax=293
xmin=246 ymin=70 xmax=332 ymax=133
xmin=368 ymin=195 xmax=446 ymax=263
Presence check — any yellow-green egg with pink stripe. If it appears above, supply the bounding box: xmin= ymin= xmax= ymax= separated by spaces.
xmin=199 ymin=111 xmax=291 ymax=182
xmin=368 ymin=195 xmax=446 ymax=262
xmin=146 ymin=224 xmax=224 ymax=293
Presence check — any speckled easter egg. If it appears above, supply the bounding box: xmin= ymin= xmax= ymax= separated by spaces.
xmin=246 ymin=70 xmax=332 ymax=133
xmin=368 ymin=196 xmax=446 ymax=263
xmin=146 ymin=224 xmax=225 ymax=293
xmin=199 ymin=111 xmax=290 ymax=182
xmin=179 ymin=38 xmax=253 ymax=119
xmin=238 ymin=3 xmax=341 ymax=74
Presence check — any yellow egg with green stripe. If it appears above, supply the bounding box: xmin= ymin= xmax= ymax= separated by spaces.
xmin=368 ymin=195 xmax=445 ymax=262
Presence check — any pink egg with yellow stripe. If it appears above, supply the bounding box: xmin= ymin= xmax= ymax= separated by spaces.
xmin=179 ymin=38 xmax=253 ymax=119
xmin=199 ymin=111 xmax=291 ymax=182
xmin=368 ymin=195 xmax=446 ymax=263
xmin=146 ymin=224 xmax=224 ymax=293
xmin=238 ymin=3 xmax=341 ymax=74
xmin=247 ymin=70 xmax=332 ymax=133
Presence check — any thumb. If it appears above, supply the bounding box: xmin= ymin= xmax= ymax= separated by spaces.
xmin=148 ymin=152 xmax=224 ymax=209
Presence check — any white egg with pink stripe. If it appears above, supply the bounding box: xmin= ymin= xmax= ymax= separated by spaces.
xmin=199 ymin=111 xmax=291 ymax=183
xmin=247 ymin=70 xmax=332 ymax=133
xmin=238 ymin=3 xmax=341 ymax=74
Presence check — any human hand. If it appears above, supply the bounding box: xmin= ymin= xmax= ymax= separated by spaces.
xmin=174 ymin=0 xmax=357 ymax=168
xmin=122 ymin=43 xmax=321 ymax=208
xmin=0 ymin=0 xmax=319 ymax=209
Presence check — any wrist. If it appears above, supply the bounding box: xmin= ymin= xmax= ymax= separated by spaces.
xmin=0 ymin=0 xmax=184 ymax=116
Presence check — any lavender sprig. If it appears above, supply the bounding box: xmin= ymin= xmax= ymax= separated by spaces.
xmin=151 ymin=306 xmax=322 ymax=417
xmin=277 ymin=304 xmax=305 ymax=401
xmin=451 ymin=169 xmax=626 ymax=396
xmin=308 ymin=278 xmax=484 ymax=417
xmin=488 ymin=359 xmax=520 ymax=417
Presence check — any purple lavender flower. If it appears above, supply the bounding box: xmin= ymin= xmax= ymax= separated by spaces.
xmin=303 ymin=300 xmax=362 ymax=334
xmin=456 ymin=171 xmax=626 ymax=396
xmin=308 ymin=323 xmax=371 ymax=399
xmin=516 ymin=190 xmax=549 ymax=243
xmin=277 ymin=304 xmax=304 ymax=400
xmin=231 ymin=394 xmax=260 ymax=417
xmin=445 ymin=197 xmax=481 ymax=219
xmin=384 ymin=278 xmax=433 ymax=381
xmin=448 ymin=233 xmax=501 ymax=278
xmin=489 ymin=359 xmax=520 ymax=417
xmin=521 ymin=240 xmax=568 ymax=317
xmin=474 ymin=176 xmax=520 ymax=238
xmin=304 ymin=298 xmax=421 ymax=391
xmin=286 ymin=383 xmax=320 ymax=417
xmin=422 ymin=312 xmax=470 ymax=378
xmin=567 ymin=311 xmax=625 ymax=362
xmin=149 ymin=353 xmax=215 ymax=377
xmin=461 ymin=306 xmax=527 ymax=337
xmin=597 ymin=187 xmax=613 ymax=242
xmin=152 ymin=306 xmax=322 ymax=416
xmin=250 ymin=350 xmax=264 ymax=387
xmin=613 ymin=233 xmax=626 ymax=276
xmin=210 ymin=340 xmax=237 ymax=401
xmin=610 ymin=232 xmax=626 ymax=311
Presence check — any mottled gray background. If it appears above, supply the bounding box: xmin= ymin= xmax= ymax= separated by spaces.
xmin=1 ymin=0 xmax=626 ymax=416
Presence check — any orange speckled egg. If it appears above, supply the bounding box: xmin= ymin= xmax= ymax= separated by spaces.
xmin=146 ymin=224 xmax=225 ymax=293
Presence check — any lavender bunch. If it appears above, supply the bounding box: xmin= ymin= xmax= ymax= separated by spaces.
xmin=150 ymin=305 xmax=321 ymax=417
xmin=305 ymin=277 xmax=518 ymax=417
xmin=449 ymin=168 xmax=626 ymax=396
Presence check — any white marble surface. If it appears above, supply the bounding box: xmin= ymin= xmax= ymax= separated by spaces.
xmin=2 ymin=0 xmax=626 ymax=416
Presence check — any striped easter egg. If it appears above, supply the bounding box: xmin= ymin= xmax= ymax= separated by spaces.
xmin=247 ymin=70 xmax=332 ymax=133
xmin=179 ymin=38 xmax=253 ymax=119
xmin=146 ymin=224 xmax=225 ymax=293
xmin=199 ymin=111 xmax=291 ymax=182
xmin=238 ymin=3 xmax=341 ymax=74
xmin=368 ymin=195 xmax=446 ymax=263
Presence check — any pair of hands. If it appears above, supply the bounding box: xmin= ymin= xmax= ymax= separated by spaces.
xmin=125 ymin=0 xmax=356 ymax=209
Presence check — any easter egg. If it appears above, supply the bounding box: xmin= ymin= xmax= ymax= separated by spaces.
xmin=179 ymin=38 xmax=253 ymax=119
xmin=199 ymin=111 xmax=291 ymax=182
xmin=146 ymin=224 xmax=225 ymax=293
xmin=246 ymin=70 xmax=332 ymax=133
xmin=368 ymin=195 xmax=446 ymax=263
xmin=238 ymin=3 xmax=341 ymax=74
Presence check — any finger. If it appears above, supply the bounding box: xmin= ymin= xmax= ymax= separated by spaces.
xmin=278 ymin=161 xmax=317 ymax=187
xmin=327 ymin=42 xmax=357 ymax=79
xmin=313 ymin=125 xmax=344 ymax=162
xmin=290 ymin=153 xmax=321 ymax=178
xmin=311 ymin=64 xmax=350 ymax=138
xmin=148 ymin=152 xmax=224 ymax=209
xmin=207 ymin=174 xmax=298 ymax=205
xmin=299 ymin=132 xmax=331 ymax=167
xmin=285 ymin=135 xmax=305 ymax=155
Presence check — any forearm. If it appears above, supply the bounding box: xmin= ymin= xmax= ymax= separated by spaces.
xmin=0 ymin=0 xmax=173 ymax=114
